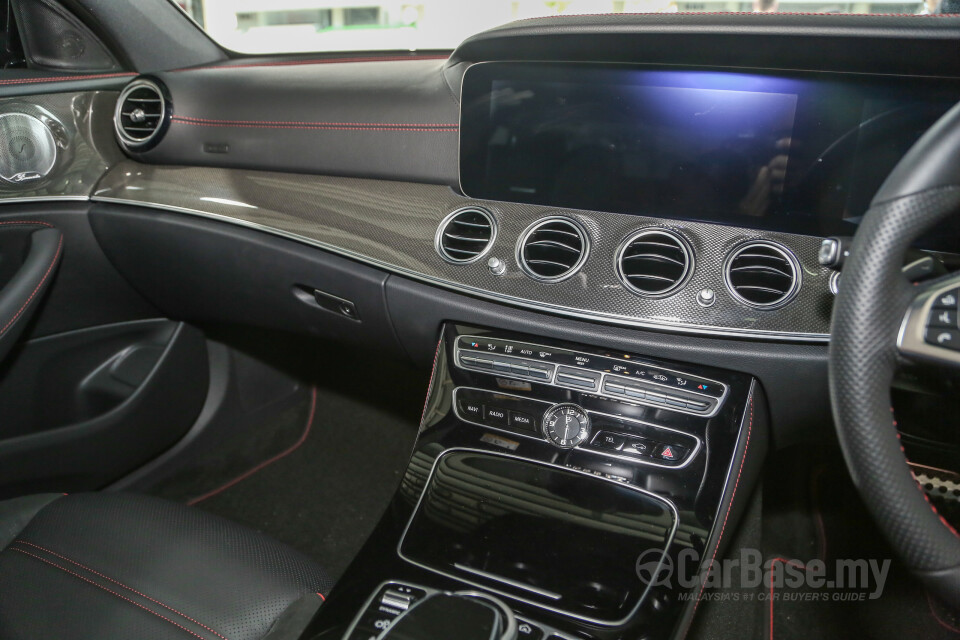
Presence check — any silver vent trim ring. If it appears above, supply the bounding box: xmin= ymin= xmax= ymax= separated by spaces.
xmin=723 ymin=240 xmax=802 ymax=310
xmin=616 ymin=228 xmax=694 ymax=298
xmin=516 ymin=216 xmax=590 ymax=283
xmin=114 ymin=78 xmax=169 ymax=151
xmin=435 ymin=207 xmax=497 ymax=264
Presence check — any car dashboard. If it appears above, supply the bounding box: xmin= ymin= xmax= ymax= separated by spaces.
xmin=1 ymin=12 xmax=959 ymax=640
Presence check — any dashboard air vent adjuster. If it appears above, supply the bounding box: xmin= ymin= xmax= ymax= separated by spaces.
xmin=517 ymin=217 xmax=590 ymax=282
xmin=724 ymin=241 xmax=801 ymax=309
xmin=617 ymin=229 xmax=694 ymax=297
xmin=436 ymin=207 xmax=496 ymax=263
xmin=114 ymin=79 xmax=168 ymax=151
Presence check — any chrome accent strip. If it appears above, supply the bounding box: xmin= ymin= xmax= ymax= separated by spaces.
xmin=451 ymin=387 xmax=703 ymax=471
xmin=396 ymin=446 xmax=681 ymax=627
xmin=0 ymin=195 xmax=88 ymax=204
xmin=91 ymin=194 xmax=832 ymax=342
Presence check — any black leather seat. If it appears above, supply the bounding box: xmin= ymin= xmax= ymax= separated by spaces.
xmin=0 ymin=493 xmax=332 ymax=640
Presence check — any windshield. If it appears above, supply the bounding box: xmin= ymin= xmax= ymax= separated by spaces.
xmin=173 ymin=1 xmax=954 ymax=55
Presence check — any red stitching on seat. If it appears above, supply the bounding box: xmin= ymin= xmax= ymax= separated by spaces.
xmin=11 ymin=541 xmax=229 ymax=640
xmin=316 ymin=592 xmax=325 ymax=601
xmin=680 ymin=394 xmax=753 ymax=639
xmin=0 ymin=233 xmax=63 ymax=337
xmin=10 ymin=548 xmax=209 ymax=640
xmin=187 ymin=387 xmax=319 ymax=505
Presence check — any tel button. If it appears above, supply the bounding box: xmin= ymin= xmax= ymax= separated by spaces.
xmin=926 ymin=328 xmax=960 ymax=351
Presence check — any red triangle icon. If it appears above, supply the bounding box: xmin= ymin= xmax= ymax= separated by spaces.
xmin=661 ymin=446 xmax=676 ymax=460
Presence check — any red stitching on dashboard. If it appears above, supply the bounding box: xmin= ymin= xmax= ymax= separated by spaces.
xmin=173 ymin=121 xmax=458 ymax=132
xmin=681 ymin=394 xmax=753 ymax=639
xmin=186 ymin=387 xmax=318 ymax=505
xmin=11 ymin=541 xmax=229 ymax=640
xmin=10 ymin=549 xmax=208 ymax=640
xmin=0 ymin=72 xmax=135 ymax=86
xmin=0 ymin=234 xmax=62 ymax=337
xmin=172 ymin=115 xmax=458 ymax=131
xmin=0 ymin=220 xmax=54 ymax=228
xmin=178 ymin=54 xmax=448 ymax=72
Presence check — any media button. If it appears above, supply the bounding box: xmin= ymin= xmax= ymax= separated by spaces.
xmin=508 ymin=411 xmax=537 ymax=433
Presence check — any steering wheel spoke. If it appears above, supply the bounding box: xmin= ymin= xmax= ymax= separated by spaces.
xmin=898 ymin=274 xmax=960 ymax=367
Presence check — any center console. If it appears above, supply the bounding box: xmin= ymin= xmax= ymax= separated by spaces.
xmin=303 ymin=324 xmax=766 ymax=640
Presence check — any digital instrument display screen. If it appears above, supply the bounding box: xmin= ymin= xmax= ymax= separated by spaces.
xmin=459 ymin=63 xmax=960 ymax=250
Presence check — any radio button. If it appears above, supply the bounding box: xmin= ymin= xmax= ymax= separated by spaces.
xmin=483 ymin=406 xmax=509 ymax=427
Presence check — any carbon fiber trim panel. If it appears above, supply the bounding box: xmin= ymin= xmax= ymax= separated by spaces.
xmin=0 ymin=92 xmax=121 ymax=200
xmin=93 ymin=160 xmax=834 ymax=341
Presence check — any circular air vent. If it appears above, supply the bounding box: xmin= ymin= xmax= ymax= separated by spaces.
xmin=517 ymin=216 xmax=590 ymax=282
xmin=616 ymin=229 xmax=694 ymax=298
xmin=724 ymin=241 xmax=801 ymax=309
xmin=435 ymin=207 xmax=496 ymax=263
xmin=114 ymin=79 xmax=169 ymax=151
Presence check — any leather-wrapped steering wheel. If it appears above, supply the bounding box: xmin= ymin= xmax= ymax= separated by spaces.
xmin=830 ymin=100 xmax=960 ymax=607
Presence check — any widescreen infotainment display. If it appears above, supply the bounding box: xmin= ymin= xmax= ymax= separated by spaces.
xmin=459 ymin=63 xmax=960 ymax=249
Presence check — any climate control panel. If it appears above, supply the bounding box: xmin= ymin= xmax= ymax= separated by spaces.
xmin=455 ymin=335 xmax=727 ymax=417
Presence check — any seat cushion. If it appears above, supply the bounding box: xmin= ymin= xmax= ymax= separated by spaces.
xmin=0 ymin=493 xmax=333 ymax=640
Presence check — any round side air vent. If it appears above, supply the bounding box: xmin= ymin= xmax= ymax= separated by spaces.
xmin=724 ymin=241 xmax=801 ymax=309
xmin=114 ymin=78 xmax=169 ymax=151
xmin=517 ymin=216 xmax=590 ymax=282
xmin=616 ymin=229 xmax=694 ymax=298
xmin=435 ymin=207 xmax=496 ymax=263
